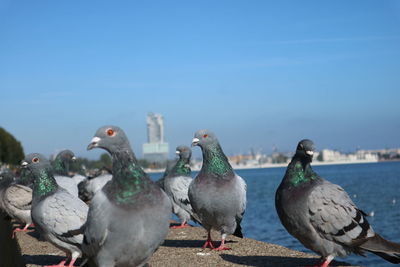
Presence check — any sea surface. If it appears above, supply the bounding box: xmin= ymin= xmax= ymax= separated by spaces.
xmin=150 ymin=161 xmax=400 ymax=267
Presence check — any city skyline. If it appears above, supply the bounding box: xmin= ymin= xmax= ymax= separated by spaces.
xmin=1 ymin=1 xmax=399 ymax=160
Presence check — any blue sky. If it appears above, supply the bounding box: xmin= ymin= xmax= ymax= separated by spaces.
xmin=1 ymin=1 xmax=399 ymax=159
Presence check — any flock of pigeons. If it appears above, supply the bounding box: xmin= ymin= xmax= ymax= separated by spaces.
xmin=0 ymin=125 xmax=399 ymax=267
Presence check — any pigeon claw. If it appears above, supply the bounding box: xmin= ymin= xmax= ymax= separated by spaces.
xmin=213 ymin=245 xmax=231 ymax=251
xmin=170 ymin=221 xmax=190 ymax=229
xmin=11 ymin=223 xmax=31 ymax=238
xmin=212 ymin=239 xmax=231 ymax=251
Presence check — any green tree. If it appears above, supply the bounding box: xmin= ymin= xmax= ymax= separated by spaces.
xmin=0 ymin=127 xmax=25 ymax=165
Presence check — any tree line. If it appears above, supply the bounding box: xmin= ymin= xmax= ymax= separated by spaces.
xmin=0 ymin=127 xmax=24 ymax=165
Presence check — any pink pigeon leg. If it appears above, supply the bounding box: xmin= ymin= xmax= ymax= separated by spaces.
xmin=44 ymin=260 xmax=66 ymax=267
xmin=12 ymin=223 xmax=30 ymax=238
xmin=66 ymin=257 xmax=78 ymax=267
xmin=170 ymin=221 xmax=190 ymax=229
xmin=213 ymin=234 xmax=231 ymax=251
xmin=202 ymin=231 xmax=215 ymax=249
xmin=300 ymin=255 xmax=334 ymax=267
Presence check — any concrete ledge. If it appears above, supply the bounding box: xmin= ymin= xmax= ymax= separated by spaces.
xmin=11 ymin=221 xmax=358 ymax=267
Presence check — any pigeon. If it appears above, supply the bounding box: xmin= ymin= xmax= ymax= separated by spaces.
xmin=188 ymin=129 xmax=247 ymax=250
xmin=276 ymin=139 xmax=400 ymax=267
xmin=0 ymin=169 xmax=33 ymax=237
xmin=83 ymin=125 xmax=172 ymax=266
xmin=163 ymin=145 xmax=199 ymax=228
xmin=52 ymin=149 xmax=87 ymax=185
xmin=156 ymin=159 xmax=177 ymax=190
xmin=22 ymin=153 xmax=88 ymax=267
xmin=52 ymin=150 xmax=79 ymax=197
xmin=52 ymin=149 xmax=75 ymax=176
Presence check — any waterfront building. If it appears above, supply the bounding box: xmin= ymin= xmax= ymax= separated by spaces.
xmin=142 ymin=112 xmax=169 ymax=163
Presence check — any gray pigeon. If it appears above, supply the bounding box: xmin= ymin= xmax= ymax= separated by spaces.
xmin=188 ymin=129 xmax=246 ymax=250
xmin=163 ymin=145 xmax=199 ymax=228
xmin=52 ymin=149 xmax=87 ymax=185
xmin=22 ymin=153 xmax=88 ymax=267
xmin=276 ymin=139 xmax=400 ymax=266
xmin=83 ymin=125 xmax=172 ymax=266
xmin=156 ymin=159 xmax=178 ymax=190
xmin=52 ymin=149 xmax=76 ymax=176
xmin=53 ymin=150 xmax=79 ymax=197
xmin=0 ymin=170 xmax=33 ymax=237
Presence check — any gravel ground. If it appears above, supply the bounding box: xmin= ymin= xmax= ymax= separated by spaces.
xmin=14 ymin=223 xmax=359 ymax=267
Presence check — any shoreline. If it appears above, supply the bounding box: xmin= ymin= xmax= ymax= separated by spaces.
xmin=145 ymin=159 xmax=386 ymax=173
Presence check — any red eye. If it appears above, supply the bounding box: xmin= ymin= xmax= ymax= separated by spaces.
xmin=32 ymin=157 xmax=39 ymax=163
xmin=107 ymin=128 xmax=115 ymax=136
xmin=203 ymin=134 xmax=208 ymax=138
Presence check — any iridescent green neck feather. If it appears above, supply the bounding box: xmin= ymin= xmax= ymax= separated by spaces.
xmin=106 ymin=150 xmax=152 ymax=205
xmin=33 ymin=168 xmax=58 ymax=198
xmin=170 ymin=157 xmax=191 ymax=177
xmin=201 ymin=143 xmax=233 ymax=177
xmin=53 ymin=156 xmax=68 ymax=176
xmin=287 ymin=158 xmax=318 ymax=186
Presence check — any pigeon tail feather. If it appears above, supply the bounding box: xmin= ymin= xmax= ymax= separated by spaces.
xmin=233 ymin=222 xmax=243 ymax=238
xmin=361 ymin=234 xmax=400 ymax=264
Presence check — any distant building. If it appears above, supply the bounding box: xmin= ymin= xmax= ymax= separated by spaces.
xmin=320 ymin=149 xmax=378 ymax=162
xmin=142 ymin=112 xmax=169 ymax=163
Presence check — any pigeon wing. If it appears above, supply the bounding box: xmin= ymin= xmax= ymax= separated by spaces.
xmin=40 ymin=190 xmax=88 ymax=245
xmin=308 ymin=180 xmax=374 ymax=246
xmin=236 ymin=174 xmax=247 ymax=221
xmin=55 ymin=175 xmax=79 ymax=197
xmin=82 ymin=192 xmax=111 ymax=256
xmin=5 ymin=184 xmax=32 ymax=211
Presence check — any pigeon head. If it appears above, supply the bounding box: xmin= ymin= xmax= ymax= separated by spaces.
xmin=22 ymin=153 xmax=53 ymax=176
xmin=295 ymin=139 xmax=315 ymax=161
xmin=176 ymin=145 xmax=191 ymax=160
xmin=57 ymin=149 xmax=76 ymax=162
xmin=192 ymin=129 xmax=218 ymax=148
xmin=53 ymin=149 xmax=76 ymax=176
xmin=87 ymin=125 xmax=131 ymax=154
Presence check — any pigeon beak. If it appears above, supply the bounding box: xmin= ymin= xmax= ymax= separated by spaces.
xmin=191 ymin=138 xmax=200 ymax=147
xmin=72 ymin=156 xmax=77 ymax=161
xmin=305 ymin=150 xmax=314 ymax=156
xmin=87 ymin=137 xmax=101 ymax=150
xmin=21 ymin=161 xmax=28 ymax=168
xmin=175 ymin=151 xmax=180 ymax=155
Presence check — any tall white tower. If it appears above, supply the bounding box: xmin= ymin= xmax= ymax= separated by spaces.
xmin=146 ymin=112 xmax=164 ymax=143
xmin=142 ymin=112 xmax=169 ymax=163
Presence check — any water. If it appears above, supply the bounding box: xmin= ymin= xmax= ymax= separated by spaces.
xmin=150 ymin=161 xmax=400 ymax=267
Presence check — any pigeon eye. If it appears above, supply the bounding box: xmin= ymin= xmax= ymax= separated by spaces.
xmin=203 ymin=134 xmax=208 ymax=138
xmin=106 ymin=129 xmax=115 ymax=136
xmin=32 ymin=157 xmax=39 ymax=163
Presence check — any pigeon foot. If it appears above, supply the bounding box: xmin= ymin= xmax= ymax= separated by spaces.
xmin=170 ymin=221 xmax=190 ymax=229
xmin=12 ymin=223 xmax=31 ymax=238
xmin=202 ymin=232 xmax=215 ymax=249
xmin=300 ymin=255 xmax=333 ymax=267
xmin=44 ymin=258 xmax=78 ymax=267
xmin=213 ymin=239 xmax=231 ymax=251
